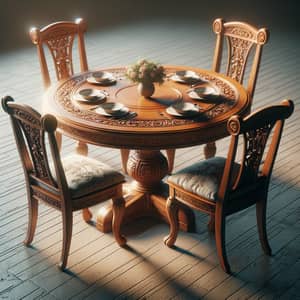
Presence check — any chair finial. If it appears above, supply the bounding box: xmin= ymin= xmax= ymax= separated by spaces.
xmin=29 ymin=27 xmax=41 ymax=44
xmin=75 ymin=18 xmax=87 ymax=31
xmin=227 ymin=115 xmax=241 ymax=135
xmin=257 ymin=28 xmax=269 ymax=45
xmin=280 ymin=99 xmax=294 ymax=117
xmin=213 ymin=18 xmax=224 ymax=34
xmin=42 ymin=114 xmax=57 ymax=132
xmin=1 ymin=95 xmax=14 ymax=113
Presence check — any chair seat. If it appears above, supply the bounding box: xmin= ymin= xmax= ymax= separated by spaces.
xmin=52 ymin=154 xmax=125 ymax=198
xmin=168 ymin=157 xmax=240 ymax=201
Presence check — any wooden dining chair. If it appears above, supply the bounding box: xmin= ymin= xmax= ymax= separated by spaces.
xmin=30 ymin=18 xmax=89 ymax=153
xmin=164 ymin=99 xmax=294 ymax=273
xmin=167 ymin=19 xmax=269 ymax=173
xmin=30 ymin=18 xmax=130 ymax=170
xmin=205 ymin=18 xmax=270 ymax=158
xmin=29 ymin=18 xmax=88 ymax=89
xmin=2 ymin=96 xmax=127 ymax=270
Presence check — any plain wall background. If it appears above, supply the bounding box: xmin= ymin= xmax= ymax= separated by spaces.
xmin=1 ymin=0 xmax=300 ymax=52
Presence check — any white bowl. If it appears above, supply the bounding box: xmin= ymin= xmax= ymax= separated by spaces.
xmin=78 ymin=88 xmax=98 ymax=100
xmin=92 ymin=71 xmax=113 ymax=82
xmin=100 ymin=102 xmax=124 ymax=114
xmin=188 ymin=85 xmax=219 ymax=100
xmin=172 ymin=102 xmax=198 ymax=114
xmin=175 ymin=70 xmax=198 ymax=80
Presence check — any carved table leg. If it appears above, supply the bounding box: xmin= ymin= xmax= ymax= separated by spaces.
xmin=82 ymin=208 xmax=93 ymax=222
xmin=96 ymin=149 xmax=195 ymax=233
xmin=97 ymin=192 xmax=151 ymax=232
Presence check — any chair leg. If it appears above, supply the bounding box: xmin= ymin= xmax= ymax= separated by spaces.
xmin=112 ymin=196 xmax=127 ymax=246
xmin=215 ymin=209 xmax=231 ymax=274
xmin=82 ymin=208 xmax=92 ymax=222
xmin=59 ymin=210 xmax=73 ymax=271
xmin=204 ymin=142 xmax=217 ymax=159
xmin=256 ymin=199 xmax=272 ymax=255
xmin=164 ymin=196 xmax=179 ymax=247
xmin=120 ymin=149 xmax=130 ymax=174
xmin=55 ymin=131 xmax=62 ymax=152
xmin=24 ymin=196 xmax=38 ymax=246
xmin=208 ymin=215 xmax=215 ymax=232
xmin=76 ymin=141 xmax=88 ymax=155
xmin=165 ymin=149 xmax=176 ymax=174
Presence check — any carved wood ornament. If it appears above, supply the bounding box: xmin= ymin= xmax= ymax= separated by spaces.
xmin=241 ymin=123 xmax=273 ymax=184
xmin=12 ymin=107 xmax=56 ymax=186
xmin=45 ymin=29 xmax=75 ymax=80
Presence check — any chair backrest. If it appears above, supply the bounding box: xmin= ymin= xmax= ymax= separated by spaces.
xmin=218 ymin=99 xmax=294 ymax=200
xmin=30 ymin=18 xmax=88 ymax=89
xmin=1 ymin=96 xmax=68 ymax=193
xmin=212 ymin=18 xmax=269 ymax=102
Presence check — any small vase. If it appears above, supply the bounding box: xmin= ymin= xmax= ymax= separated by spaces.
xmin=137 ymin=81 xmax=155 ymax=98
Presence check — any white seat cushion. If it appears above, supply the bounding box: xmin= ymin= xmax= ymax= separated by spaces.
xmin=52 ymin=154 xmax=125 ymax=198
xmin=168 ymin=157 xmax=239 ymax=201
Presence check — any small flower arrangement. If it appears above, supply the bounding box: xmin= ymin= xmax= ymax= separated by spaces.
xmin=126 ymin=59 xmax=166 ymax=84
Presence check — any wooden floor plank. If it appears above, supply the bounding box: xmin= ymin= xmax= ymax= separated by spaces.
xmin=142 ymin=179 xmax=300 ymax=299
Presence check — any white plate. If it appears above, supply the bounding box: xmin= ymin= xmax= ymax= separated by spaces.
xmin=187 ymin=85 xmax=219 ymax=100
xmin=74 ymin=88 xmax=107 ymax=103
xmin=170 ymin=70 xmax=207 ymax=84
xmin=95 ymin=102 xmax=129 ymax=117
xmin=166 ymin=102 xmax=200 ymax=117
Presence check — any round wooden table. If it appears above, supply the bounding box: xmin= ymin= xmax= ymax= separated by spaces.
xmin=44 ymin=65 xmax=250 ymax=232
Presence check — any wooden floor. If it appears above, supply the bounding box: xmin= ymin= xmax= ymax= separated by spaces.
xmin=1 ymin=19 xmax=300 ymax=299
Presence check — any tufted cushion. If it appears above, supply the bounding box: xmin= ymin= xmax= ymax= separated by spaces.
xmin=51 ymin=154 xmax=125 ymax=198
xmin=167 ymin=157 xmax=240 ymax=201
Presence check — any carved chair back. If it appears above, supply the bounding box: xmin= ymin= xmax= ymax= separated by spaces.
xmin=2 ymin=96 xmax=68 ymax=198
xmin=219 ymin=99 xmax=294 ymax=203
xmin=30 ymin=18 xmax=88 ymax=89
xmin=212 ymin=18 xmax=269 ymax=102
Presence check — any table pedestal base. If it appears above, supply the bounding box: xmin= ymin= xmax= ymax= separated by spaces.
xmin=96 ymin=186 xmax=195 ymax=233
xmin=96 ymin=149 xmax=195 ymax=233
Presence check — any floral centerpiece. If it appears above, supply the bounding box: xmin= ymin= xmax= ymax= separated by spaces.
xmin=126 ymin=59 xmax=166 ymax=97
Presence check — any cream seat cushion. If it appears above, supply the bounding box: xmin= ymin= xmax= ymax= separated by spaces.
xmin=168 ymin=157 xmax=240 ymax=201
xmin=51 ymin=154 xmax=125 ymax=198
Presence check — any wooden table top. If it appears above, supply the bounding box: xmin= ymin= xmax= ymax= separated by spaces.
xmin=44 ymin=65 xmax=250 ymax=149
